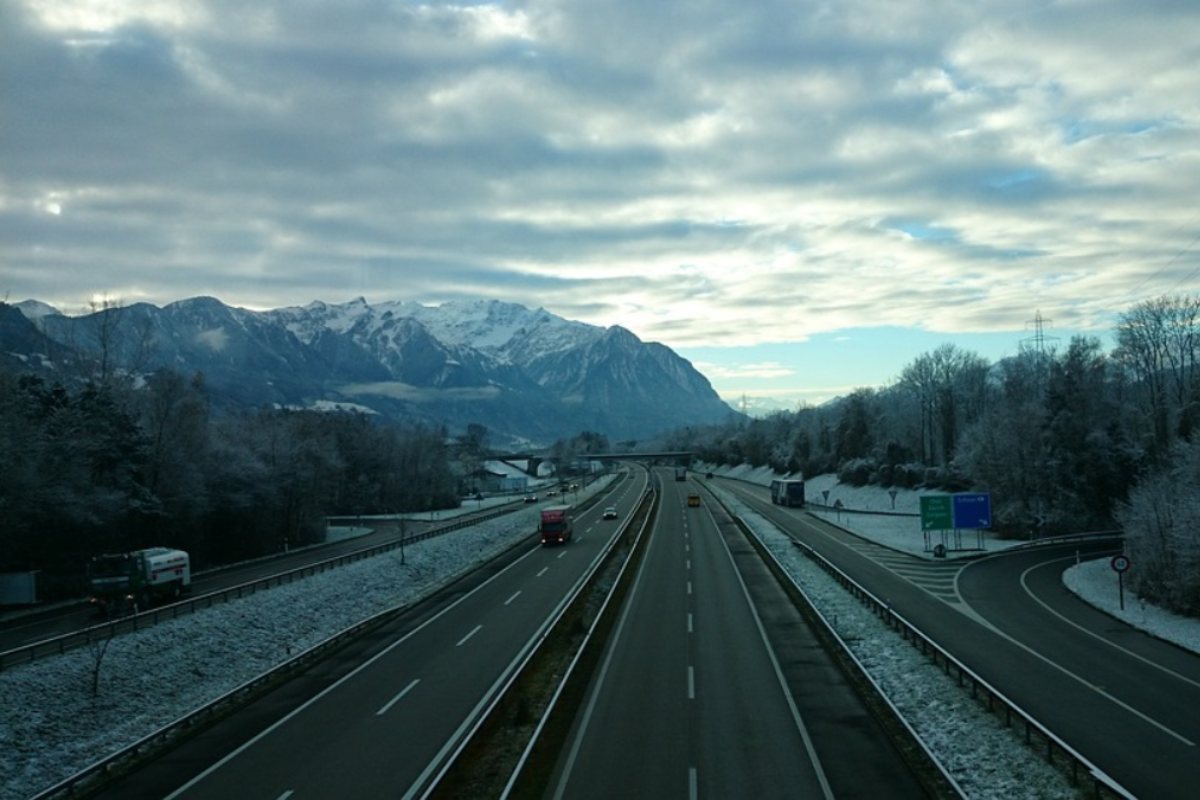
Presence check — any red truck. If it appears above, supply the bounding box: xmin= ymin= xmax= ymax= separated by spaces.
xmin=540 ymin=505 xmax=573 ymax=545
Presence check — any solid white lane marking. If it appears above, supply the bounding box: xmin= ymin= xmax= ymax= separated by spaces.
xmin=504 ymin=590 xmax=521 ymax=606
xmin=376 ymin=678 xmax=420 ymax=716
xmin=456 ymin=624 xmax=482 ymax=647
xmin=688 ymin=666 xmax=695 ymax=699
xmin=714 ymin=513 xmax=835 ymax=799
xmin=537 ymin=566 xmax=549 ymax=577
xmin=1018 ymin=557 xmax=1200 ymax=691
xmin=552 ymin=493 xmax=657 ymax=800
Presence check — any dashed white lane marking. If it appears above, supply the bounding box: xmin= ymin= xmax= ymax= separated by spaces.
xmin=376 ymin=678 xmax=420 ymax=716
xmin=456 ymin=624 xmax=482 ymax=647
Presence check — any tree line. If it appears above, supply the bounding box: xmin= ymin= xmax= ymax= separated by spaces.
xmin=666 ymin=294 xmax=1200 ymax=616
xmin=0 ymin=369 xmax=458 ymax=599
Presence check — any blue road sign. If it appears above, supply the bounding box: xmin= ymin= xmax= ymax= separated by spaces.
xmin=953 ymin=493 xmax=992 ymax=529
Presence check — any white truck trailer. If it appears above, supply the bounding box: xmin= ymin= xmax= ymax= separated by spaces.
xmin=87 ymin=547 xmax=191 ymax=615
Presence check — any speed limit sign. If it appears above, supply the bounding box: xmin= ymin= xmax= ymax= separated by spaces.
xmin=1111 ymin=555 xmax=1131 ymax=573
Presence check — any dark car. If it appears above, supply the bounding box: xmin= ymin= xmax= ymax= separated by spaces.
xmin=524 ymin=494 xmax=538 ymax=503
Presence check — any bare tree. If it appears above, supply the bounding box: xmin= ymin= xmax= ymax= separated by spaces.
xmin=1115 ymin=295 xmax=1199 ymax=450
xmin=88 ymin=629 xmax=116 ymax=699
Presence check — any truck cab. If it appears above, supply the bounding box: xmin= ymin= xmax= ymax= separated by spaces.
xmin=539 ymin=505 xmax=573 ymax=545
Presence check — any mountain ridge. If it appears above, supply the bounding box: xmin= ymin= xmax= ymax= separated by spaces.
xmin=3 ymin=296 xmax=738 ymax=446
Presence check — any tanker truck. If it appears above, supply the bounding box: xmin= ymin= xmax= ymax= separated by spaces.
xmin=87 ymin=547 xmax=191 ymax=616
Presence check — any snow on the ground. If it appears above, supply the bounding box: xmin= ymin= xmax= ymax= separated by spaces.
xmin=713 ymin=486 xmax=1075 ymax=799
xmin=0 ymin=477 xmax=615 ymax=800
xmin=706 ymin=463 xmax=1200 ymax=656
xmin=1063 ymin=558 xmax=1200 ymax=655
xmin=5 ymin=464 xmax=1196 ymax=800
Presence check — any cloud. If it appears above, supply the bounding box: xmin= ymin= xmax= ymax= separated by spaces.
xmin=694 ymin=361 xmax=796 ymax=380
xmin=2 ymin=0 xmax=1198 ymax=349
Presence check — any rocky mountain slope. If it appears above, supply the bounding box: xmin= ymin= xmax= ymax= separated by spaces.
xmin=3 ymin=297 xmax=738 ymax=445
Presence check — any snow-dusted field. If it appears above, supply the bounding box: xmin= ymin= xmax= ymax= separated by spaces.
xmin=0 ymin=478 xmax=615 ymax=800
xmin=3 ymin=466 xmax=1194 ymax=799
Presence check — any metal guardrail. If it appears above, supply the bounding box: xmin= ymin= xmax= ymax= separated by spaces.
xmin=498 ymin=488 xmax=656 ymax=797
xmin=743 ymin=508 xmax=1134 ymax=800
xmin=0 ymin=504 xmax=527 ymax=671
xmin=428 ymin=485 xmax=657 ymax=798
xmin=724 ymin=511 xmax=966 ymax=799
xmin=24 ymin=476 xmax=629 ymax=799
xmin=29 ymin=590 xmax=425 ymax=800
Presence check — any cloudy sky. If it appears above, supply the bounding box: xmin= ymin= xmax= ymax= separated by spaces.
xmin=2 ymin=1 xmax=1198 ymax=408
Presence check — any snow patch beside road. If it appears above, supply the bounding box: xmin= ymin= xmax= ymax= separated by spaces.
xmin=0 ymin=478 xmax=614 ymax=800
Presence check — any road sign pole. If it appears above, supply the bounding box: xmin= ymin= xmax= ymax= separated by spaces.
xmin=1111 ymin=554 xmax=1131 ymax=610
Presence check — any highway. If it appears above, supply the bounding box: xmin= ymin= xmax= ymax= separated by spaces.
xmin=0 ymin=503 xmax=518 ymax=654
xmin=546 ymin=472 xmax=927 ymax=799
xmin=720 ymin=477 xmax=1200 ymax=799
xmin=88 ymin=471 xmax=648 ymax=799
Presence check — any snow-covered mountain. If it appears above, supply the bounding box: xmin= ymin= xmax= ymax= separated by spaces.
xmin=2 ymin=297 xmax=739 ymax=445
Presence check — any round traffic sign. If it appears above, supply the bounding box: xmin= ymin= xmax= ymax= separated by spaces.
xmin=1111 ymin=555 xmax=1131 ymax=573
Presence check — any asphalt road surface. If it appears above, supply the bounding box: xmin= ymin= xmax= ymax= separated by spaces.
xmin=87 ymin=471 xmax=648 ymax=799
xmin=722 ymin=478 xmax=1200 ymax=799
xmin=545 ymin=472 xmax=927 ymax=799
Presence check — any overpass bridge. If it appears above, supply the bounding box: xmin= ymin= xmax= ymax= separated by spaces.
xmin=493 ymin=451 xmax=695 ymax=477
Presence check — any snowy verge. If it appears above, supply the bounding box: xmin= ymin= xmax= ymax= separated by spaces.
xmin=0 ymin=477 xmax=616 ymax=800
xmin=1063 ymin=558 xmax=1200 ymax=655
xmin=712 ymin=485 xmax=1076 ymax=800
xmin=702 ymin=464 xmax=1022 ymax=557
xmin=705 ymin=462 xmax=1200 ymax=653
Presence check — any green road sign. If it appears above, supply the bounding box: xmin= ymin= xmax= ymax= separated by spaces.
xmin=920 ymin=495 xmax=953 ymax=531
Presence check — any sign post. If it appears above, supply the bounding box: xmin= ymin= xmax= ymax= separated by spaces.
xmin=920 ymin=495 xmax=953 ymax=554
xmin=920 ymin=493 xmax=993 ymax=554
xmin=1111 ymin=555 xmax=1131 ymax=610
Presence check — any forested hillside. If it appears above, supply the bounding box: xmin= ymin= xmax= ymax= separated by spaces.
xmin=667 ymin=294 xmax=1200 ymax=615
xmin=0 ymin=370 xmax=458 ymax=599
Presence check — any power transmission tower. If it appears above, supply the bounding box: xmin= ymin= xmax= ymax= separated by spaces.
xmin=1021 ymin=310 xmax=1058 ymax=356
